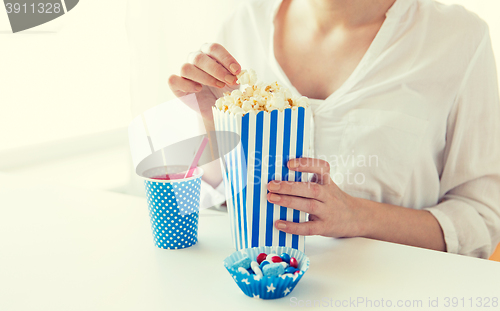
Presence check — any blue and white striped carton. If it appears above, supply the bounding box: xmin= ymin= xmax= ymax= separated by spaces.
xmin=213 ymin=107 xmax=312 ymax=253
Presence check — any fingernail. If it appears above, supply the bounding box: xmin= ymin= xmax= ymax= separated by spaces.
xmin=276 ymin=222 xmax=286 ymax=229
xmin=216 ymin=81 xmax=226 ymax=88
xmin=268 ymin=182 xmax=280 ymax=191
xmin=229 ymin=63 xmax=240 ymax=74
xmin=288 ymin=159 xmax=298 ymax=168
xmin=224 ymin=75 xmax=235 ymax=84
xmin=195 ymin=85 xmax=202 ymax=91
xmin=269 ymin=193 xmax=281 ymax=202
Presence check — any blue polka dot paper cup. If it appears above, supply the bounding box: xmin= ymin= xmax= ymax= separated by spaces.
xmin=142 ymin=165 xmax=203 ymax=250
xmin=223 ymin=246 xmax=310 ymax=299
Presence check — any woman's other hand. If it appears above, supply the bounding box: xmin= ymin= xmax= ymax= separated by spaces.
xmin=268 ymin=157 xmax=446 ymax=251
xmin=267 ymin=158 xmax=366 ymax=238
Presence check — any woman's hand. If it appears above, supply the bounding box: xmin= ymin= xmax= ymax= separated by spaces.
xmin=168 ymin=43 xmax=241 ymax=96
xmin=168 ymin=43 xmax=241 ymax=123
xmin=267 ymin=157 xmax=367 ymax=238
xmin=267 ymin=157 xmax=446 ymax=251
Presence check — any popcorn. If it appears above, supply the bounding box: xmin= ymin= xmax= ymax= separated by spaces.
xmin=215 ymin=98 xmax=224 ymax=110
xmin=236 ymin=69 xmax=257 ymax=85
xmin=242 ymin=100 xmax=253 ymax=112
xmin=230 ymin=106 xmax=245 ymax=116
xmin=269 ymin=92 xmax=286 ymax=110
xmin=231 ymin=89 xmax=242 ymax=98
xmin=215 ymin=69 xmax=310 ymax=115
xmin=295 ymin=96 xmax=310 ymax=108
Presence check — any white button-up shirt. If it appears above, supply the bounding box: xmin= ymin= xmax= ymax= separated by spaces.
xmin=202 ymin=0 xmax=500 ymax=258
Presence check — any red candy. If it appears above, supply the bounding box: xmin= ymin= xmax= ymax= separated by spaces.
xmin=256 ymin=253 xmax=267 ymax=264
xmin=294 ymin=270 xmax=300 ymax=275
xmin=271 ymin=256 xmax=282 ymax=263
xmin=290 ymin=257 xmax=298 ymax=268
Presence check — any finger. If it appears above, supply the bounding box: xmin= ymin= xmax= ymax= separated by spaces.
xmin=200 ymin=43 xmax=241 ymax=75
xmin=310 ymin=174 xmax=319 ymax=183
xmin=308 ymin=214 xmax=319 ymax=221
xmin=180 ymin=63 xmax=226 ymax=89
xmin=275 ymin=220 xmax=321 ymax=236
xmin=267 ymin=180 xmax=325 ymax=201
xmin=168 ymin=74 xmax=202 ymax=94
xmin=267 ymin=192 xmax=324 ymax=214
xmin=188 ymin=51 xmax=237 ymax=85
xmin=288 ymin=157 xmax=330 ymax=184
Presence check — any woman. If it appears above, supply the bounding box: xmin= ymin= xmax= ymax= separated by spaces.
xmin=168 ymin=0 xmax=500 ymax=258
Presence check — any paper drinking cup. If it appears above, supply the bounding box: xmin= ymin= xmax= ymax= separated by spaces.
xmin=141 ymin=165 xmax=203 ymax=250
xmin=213 ymin=107 xmax=312 ymax=253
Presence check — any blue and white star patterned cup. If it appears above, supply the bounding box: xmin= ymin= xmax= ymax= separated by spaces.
xmin=142 ymin=165 xmax=203 ymax=250
xmin=223 ymin=246 xmax=310 ymax=299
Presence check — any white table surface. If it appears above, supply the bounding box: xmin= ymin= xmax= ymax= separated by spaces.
xmin=1 ymin=173 xmax=499 ymax=311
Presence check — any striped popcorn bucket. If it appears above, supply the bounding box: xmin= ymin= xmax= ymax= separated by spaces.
xmin=213 ymin=106 xmax=312 ymax=253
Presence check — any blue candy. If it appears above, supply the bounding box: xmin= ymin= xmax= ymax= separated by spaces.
xmin=259 ymin=260 xmax=270 ymax=270
xmin=262 ymin=262 xmax=285 ymax=277
xmin=232 ymin=256 xmax=251 ymax=270
xmin=284 ymin=266 xmax=298 ymax=274
xmin=280 ymin=253 xmax=291 ymax=263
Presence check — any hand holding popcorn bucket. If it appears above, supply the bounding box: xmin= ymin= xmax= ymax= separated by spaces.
xmin=213 ymin=70 xmax=312 ymax=253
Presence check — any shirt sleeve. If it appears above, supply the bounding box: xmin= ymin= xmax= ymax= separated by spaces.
xmin=424 ymin=26 xmax=500 ymax=258
xmin=200 ymin=179 xmax=226 ymax=209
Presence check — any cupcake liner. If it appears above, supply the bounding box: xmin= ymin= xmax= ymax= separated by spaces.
xmin=223 ymin=246 xmax=310 ymax=299
xmin=213 ymin=107 xmax=312 ymax=252
xmin=143 ymin=166 xmax=203 ymax=250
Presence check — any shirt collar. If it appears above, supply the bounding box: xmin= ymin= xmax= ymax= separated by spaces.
xmin=387 ymin=0 xmax=417 ymax=17
xmin=270 ymin=0 xmax=417 ymax=22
